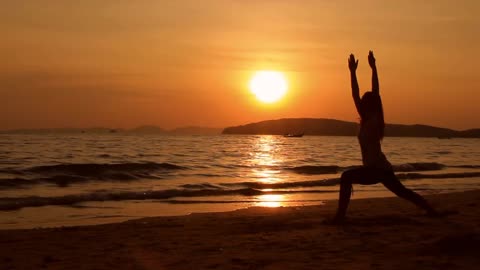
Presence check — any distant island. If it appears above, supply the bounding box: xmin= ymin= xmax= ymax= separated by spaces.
xmin=129 ymin=126 xmax=222 ymax=135
xmin=0 ymin=126 xmax=222 ymax=135
xmin=3 ymin=119 xmax=479 ymax=138
xmin=222 ymin=118 xmax=480 ymax=138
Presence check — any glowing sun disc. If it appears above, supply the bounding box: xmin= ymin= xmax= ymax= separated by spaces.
xmin=249 ymin=71 xmax=288 ymax=103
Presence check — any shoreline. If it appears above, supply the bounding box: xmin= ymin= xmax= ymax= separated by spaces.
xmin=1 ymin=190 xmax=479 ymax=269
xmin=1 ymin=184 xmax=479 ymax=230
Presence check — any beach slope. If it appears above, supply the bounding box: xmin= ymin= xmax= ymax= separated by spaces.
xmin=1 ymin=191 xmax=480 ymax=269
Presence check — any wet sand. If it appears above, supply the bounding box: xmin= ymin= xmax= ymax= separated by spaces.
xmin=1 ymin=190 xmax=479 ymax=269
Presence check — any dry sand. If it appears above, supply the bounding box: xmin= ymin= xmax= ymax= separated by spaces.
xmin=1 ymin=190 xmax=479 ymax=270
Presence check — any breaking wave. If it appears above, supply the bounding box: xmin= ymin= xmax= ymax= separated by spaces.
xmin=285 ymin=165 xmax=339 ymax=175
xmin=0 ymin=161 xmax=479 ymax=190
xmin=223 ymin=171 xmax=480 ymax=190
xmin=0 ymin=188 xmax=267 ymax=211
xmin=26 ymin=162 xmax=186 ymax=175
xmin=285 ymin=162 xmax=447 ymax=175
xmin=2 ymin=170 xmax=480 ymax=211
xmin=0 ymin=162 xmax=186 ymax=188
xmin=392 ymin=162 xmax=446 ymax=172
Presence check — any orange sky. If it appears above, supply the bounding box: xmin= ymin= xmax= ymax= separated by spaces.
xmin=1 ymin=0 xmax=479 ymax=130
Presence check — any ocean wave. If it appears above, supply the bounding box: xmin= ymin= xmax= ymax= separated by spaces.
xmin=452 ymin=165 xmax=480 ymax=169
xmin=285 ymin=165 xmax=339 ymax=175
xmin=396 ymin=171 xmax=480 ymax=180
xmin=0 ymin=161 xmax=478 ymax=190
xmin=1 ymin=171 xmax=480 ymax=210
xmin=27 ymin=162 xmax=186 ymax=175
xmin=225 ymin=178 xmax=342 ymax=189
xmin=0 ymin=188 xmax=265 ymax=211
xmin=0 ymin=174 xmax=152 ymax=188
xmin=0 ymin=187 xmax=338 ymax=211
xmin=392 ymin=162 xmax=446 ymax=172
xmin=0 ymin=178 xmax=34 ymax=188
xmin=284 ymin=162 xmax=447 ymax=175
xmin=0 ymin=162 xmax=185 ymax=188
xmin=165 ymin=199 xmax=325 ymax=204
xmin=180 ymin=183 xmax=224 ymax=189
xmin=225 ymin=171 xmax=480 ymax=190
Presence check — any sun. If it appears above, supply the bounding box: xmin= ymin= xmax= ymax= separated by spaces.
xmin=249 ymin=71 xmax=288 ymax=103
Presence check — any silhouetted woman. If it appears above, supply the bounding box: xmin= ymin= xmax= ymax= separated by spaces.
xmin=332 ymin=51 xmax=437 ymax=223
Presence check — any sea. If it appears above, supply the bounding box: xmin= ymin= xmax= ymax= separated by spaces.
xmin=1 ymin=134 xmax=479 ymax=229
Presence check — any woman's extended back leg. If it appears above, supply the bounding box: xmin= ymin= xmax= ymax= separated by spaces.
xmin=381 ymin=172 xmax=437 ymax=214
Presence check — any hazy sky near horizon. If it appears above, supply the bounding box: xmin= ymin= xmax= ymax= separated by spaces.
xmin=1 ymin=0 xmax=479 ymax=130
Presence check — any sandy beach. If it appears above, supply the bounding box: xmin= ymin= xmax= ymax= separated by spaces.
xmin=1 ymin=190 xmax=479 ymax=270
xmin=3 ymin=1 xmax=480 ymax=269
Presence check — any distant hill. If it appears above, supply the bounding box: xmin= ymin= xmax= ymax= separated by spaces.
xmin=129 ymin=125 xmax=167 ymax=134
xmin=0 ymin=128 xmax=123 ymax=134
xmin=124 ymin=126 xmax=221 ymax=135
xmin=222 ymin=118 xmax=480 ymax=138
xmin=458 ymin=129 xmax=480 ymax=138
xmin=169 ymin=126 xmax=223 ymax=135
xmin=0 ymin=126 xmax=222 ymax=135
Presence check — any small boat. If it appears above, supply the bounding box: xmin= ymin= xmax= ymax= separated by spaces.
xmin=284 ymin=133 xmax=304 ymax=138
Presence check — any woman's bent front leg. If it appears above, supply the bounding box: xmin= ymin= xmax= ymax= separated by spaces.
xmin=334 ymin=172 xmax=354 ymax=221
xmin=334 ymin=167 xmax=380 ymax=221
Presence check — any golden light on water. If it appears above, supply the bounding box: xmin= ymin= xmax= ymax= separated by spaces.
xmin=249 ymin=71 xmax=288 ymax=103
xmin=256 ymin=194 xmax=285 ymax=208
xmin=247 ymin=136 xmax=287 ymax=208
xmin=249 ymin=136 xmax=282 ymax=184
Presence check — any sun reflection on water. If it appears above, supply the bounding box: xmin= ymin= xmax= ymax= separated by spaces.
xmin=256 ymin=194 xmax=285 ymax=207
xmin=248 ymin=135 xmax=284 ymax=184
xmin=248 ymin=136 xmax=288 ymax=207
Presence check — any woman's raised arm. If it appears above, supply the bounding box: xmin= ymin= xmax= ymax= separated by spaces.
xmin=349 ymin=54 xmax=361 ymax=115
xmin=368 ymin=50 xmax=379 ymax=95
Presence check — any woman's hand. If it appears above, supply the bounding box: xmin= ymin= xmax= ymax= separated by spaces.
xmin=368 ymin=50 xmax=376 ymax=69
xmin=348 ymin=54 xmax=358 ymax=72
